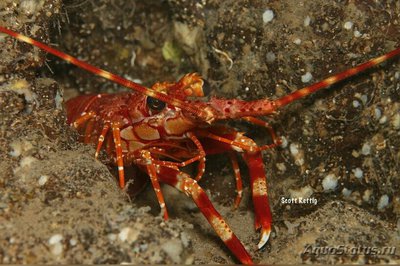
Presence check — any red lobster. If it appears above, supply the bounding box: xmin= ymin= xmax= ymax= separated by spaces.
xmin=1 ymin=26 xmax=399 ymax=264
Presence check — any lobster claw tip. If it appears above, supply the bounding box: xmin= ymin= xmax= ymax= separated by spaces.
xmin=257 ymin=228 xmax=271 ymax=249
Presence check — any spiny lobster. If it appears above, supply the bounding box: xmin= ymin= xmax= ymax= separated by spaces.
xmin=1 ymin=25 xmax=399 ymax=264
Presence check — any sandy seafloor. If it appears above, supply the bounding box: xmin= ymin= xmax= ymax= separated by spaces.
xmin=0 ymin=0 xmax=399 ymax=264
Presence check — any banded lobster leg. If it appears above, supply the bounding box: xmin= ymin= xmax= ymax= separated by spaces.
xmin=149 ymin=163 xmax=254 ymax=264
xmin=196 ymin=125 xmax=277 ymax=249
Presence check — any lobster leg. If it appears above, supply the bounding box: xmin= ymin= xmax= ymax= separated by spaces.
xmin=239 ymin=142 xmax=272 ymax=249
xmin=95 ymin=123 xmax=110 ymax=159
xmin=111 ymin=124 xmax=125 ymax=188
xmin=155 ymin=165 xmax=253 ymax=264
xmin=242 ymin=116 xmax=281 ymax=147
xmin=137 ymin=150 xmax=169 ymax=220
xmin=84 ymin=118 xmax=96 ymax=143
xmin=71 ymin=111 xmax=96 ymax=129
xmin=228 ymin=152 xmax=243 ymax=208
xmin=198 ymin=128 xmax=273 ymax=249
xmin=143 ymin=133 xmax=206 ymax=181
xmin=186 ymin=132 xmax=206 ymax=181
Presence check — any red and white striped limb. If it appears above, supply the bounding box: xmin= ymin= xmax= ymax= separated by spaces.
xmin=199 ymin=127 xmax=273 ymax=249
xmin=139 ymin=150 xmax=169 ymax=220
xmin=155 ymin=165 xmax=253 ymax=264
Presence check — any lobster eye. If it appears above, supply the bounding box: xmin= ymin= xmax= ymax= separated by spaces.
xmin=146 ymin=97 xmax=166 ymax=112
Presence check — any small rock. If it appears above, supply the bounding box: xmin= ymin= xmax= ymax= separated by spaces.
xmin=161 ymin=238 xmax=183 ymax=263
xmin=342 ymin=188 xmax=352 ymax=197
xmin=352 ymin=168 xmax=363 ymax=179
xmin=48 ymin=234 xmax=63 ymax=245
xmin=343 ymin=21 xmax=353 ymax=30
xmin=118 ymin=226 xmax=141 ymax=243
xmin=322 ymin=174 xmax=338 ymax=192
xmin=301 ymin=72 xmax=313 ymax=83
xmin=377 ymin=195 xmax=389 ymax=210
xmin=38 ymin=175 xmax=49 ymax=186
xmin=304 ymin=16 xmax=311 ymax=27
xmin=361 ymin=143 xmax=371 ymax=155
xmin=262 ymin=9 xmax=274 ymax=23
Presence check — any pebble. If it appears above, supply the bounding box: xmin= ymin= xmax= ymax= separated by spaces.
xmin=161 ymin=238 xmax=183 ymax=263
xmin=266 ymin=51 xmax=276 ymax=63
xmin=352 ymin=100 xmax=360 ymax=108
xmin=19 ymin=156 xmax=37 ymax=168
xmin=377 ymin=195 xmax=389 ymax=210
xmin=353 ymin=30 xmax=362 ymax=37
xmin=48 ymin=234 xmax=63 ymax=256
xmin=280 ymin=136 xmax=288 ymax=148
xmin=108 ymin=233 xmax=117 ymax=241
xmin=362 ymin=189 xmax=372 ymax=202
xmin=304 ymin=16 xmax=311 ymax=27
xmin=289 ymin=185 xmax=314 ymax=199
xmin=289 ymin=143 xmax=304 ymax=166
xmin=361 ymin=143 xmax=371 ymax=155
xmin=38 ymin=175 xmax=49 ymax=186
xmin=343 ymin=21 xmax=353 ymax=30
xmin=342 ymin=188 xmax=352 ymax=197
xmin=276 ymin=162 xmax=287 ymax=172
xmin=392 ymin=113 xmax=400 ymax=129
xmin=262 ymin=9 xmax=274 ymax=23
xmin=360 ymin=94 xmax=368 ymax=105
xmin=301 ymin=72 xmax=313 ymax=83
xmin=69 ymin=238 xmax=78 ymax=246
xmin=322 ymin=174 xmax=338 ymax=191
xmin=20 ymin=0 xmax=38 ymax=15
xmin=352 ymin=168 xmax=363 ymax=179
xmin=48 ymin=234 xmax=63 ymax=245
xmin=180 ymin=232 xmax=190 ymax=248
xmin=51 ymin=243 xmax=63 ymax=256
xmin=118 ymin=226 xmax=140 ymax=243
xmin=374 ymin=107 xmax=382 ymax=120
xmin=293 ymin=38 xmax=301 ymax=45
xmin=289 ymin=143 xmax=299 ymax=156
xmin=379 ymin=115 xmax=387 ymax=124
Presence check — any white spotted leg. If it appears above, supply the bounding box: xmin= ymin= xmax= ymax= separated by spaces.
xmin=155 ymin=164 xmax=253 ymax=264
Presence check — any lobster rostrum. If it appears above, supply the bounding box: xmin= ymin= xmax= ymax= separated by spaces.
xmin=1 ymin=26 xmax=399 ymax=264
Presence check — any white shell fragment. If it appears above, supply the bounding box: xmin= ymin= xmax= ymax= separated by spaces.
xmin=118 ymin=226 xmax=141 ymax=243
xmin=352 ymin=100 xmax=360 ymax=108
xmin=289 ymin=143 xmax=299 ymax=156
xmin=322 ymin=174 xmax=338 ymax=191
xmin=262 ymin=9 xmax=274 ymax=23
xmin=304 ymin=16 xmax=311 ymax=27
xmin=352 ymin=168 xmax=363 ymax=179
xmin=377 ymin=195 xmax=389 ymax=210
xmin=48 ymin=234 xmax=64 ymax=256
xmin=353 ymin=30 xmax=362 ymax=38
xmin=301 ymin=72 xmax=313 ymax=83
xmin=343 ymin=21 xmax=353 ymax=30
xmin=48 ymin=234 xmax=63 ymax=245
xmin=38 ymin=175 xmax=49 ymax=186
xmin=361 ymin=143 xmax=371 ymax=155
xmin=293 ymin=38 xmax=301 ymax=45
xmin=342 ymin=188 xmax=352 ymax=197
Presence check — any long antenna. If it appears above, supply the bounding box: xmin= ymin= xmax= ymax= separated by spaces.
xmin=274 ymin=48 xmax=400 ymax=108
xmin=0 ymin=26 xmax=212 ymax=121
